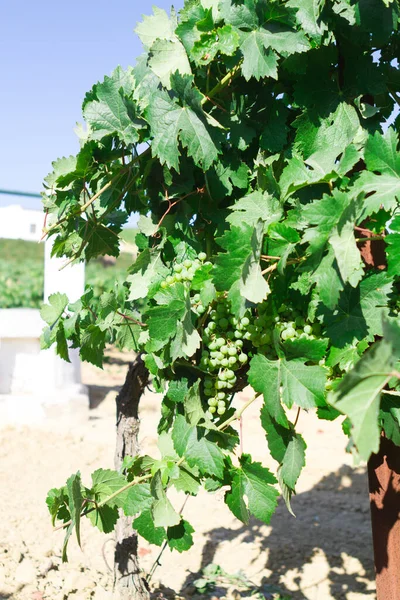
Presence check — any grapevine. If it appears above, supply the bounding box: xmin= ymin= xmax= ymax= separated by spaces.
xmin=39 ymin=0 xmax=400 ymax=585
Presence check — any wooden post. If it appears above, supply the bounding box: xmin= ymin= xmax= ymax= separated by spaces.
xmin=368 ymin=435 xmax=400 ymax=600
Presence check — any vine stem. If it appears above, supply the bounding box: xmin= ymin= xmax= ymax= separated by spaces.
xmin=42 ymin=147 xmax=151 ymax=238
xmin=201 ymin=63 xmax=241 ymax=106
xmin=217 ymin=393 xmax=261 ymax=432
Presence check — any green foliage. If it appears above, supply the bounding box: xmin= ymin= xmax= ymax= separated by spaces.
xmin=42 ymin=0 xmax=400 ymax=569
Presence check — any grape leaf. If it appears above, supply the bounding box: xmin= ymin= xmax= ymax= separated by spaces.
xmin=213 ymin=221 xmax=270 ymax=305
xmin=86 ymin=505 xmax=119 ymax=533
xmin=123 ymin=484 xmax=153 ymax=517
xmin=225 ymin=454 xmax=278 ymax=525
xmin=91 ymin=469 xmax=128 ymax=508
xmin=329 ymin=323 xmax=400 ymax=460
xmin=146 ymin=283 xmax=187 ymax=344
xmin=145 ymin=74 xmax=221 ymax=171
xmin=149 ymin=39 xmax=192 ymax=87
xmin=133 ymin=510 xmax=167 ymax=546
xmin=83 ymin=68 xmax=142 ymax=144
xmin=386 ymin=216 xmax=400 ymax=277
xmin=41 ymin=293 xmax=69 ymax=327
xmin=287 ymin=0 xmax=327 ymax=38
xmin=150 ymin=471 xmax=181 ymax=528
xmin=226 ymin=191 xmax=282 ymax=229
xmin=239 ymin=30 xmax=279 ymax=81
xmin=167 ymin=519 xmax=195 ymax=552
xmin=172 ymin=415 xmax=225 ymax=479
xmin=135 ymin=6 xmax=177 ymax=49
xmin=248 ymin=354 xmax=326 ymax=415
xmin=128 ymin=250 xmax=169 ymax=301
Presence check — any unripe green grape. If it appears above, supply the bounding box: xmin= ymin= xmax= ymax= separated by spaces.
xmin=216 ymin=380 xmax=226 ymax=389
xmin=219 ymin=318 xmax=229 ymax=329
xmin=227 ymin=330 xmax=235 ymax=340
xmin=175 ymin=273 xmax=182 ymax=282
xmin=219 ymin=371 xmax=227 ymax=381
xmin=209 ymin=341 xmax=218 ymax=351
xmin=241 ymin=316 xmax=250 ymax=327
xmin=234 ymin=330 xmax=243 ymax=339
xmin=225 ymin=382 xmax=234 ymax=389
xmin=210 ymin=358 xmax=218 ymax=368
xmin=210 ymin=310 xmax=218 ymax=320
xmin=204 ymin=388 xmax=213 ymax=397
xmin=230 ymin=317 xmax=238 ymax=326
xmin=166 ymin=275 xmax=174 ymax=284
xmin=221 ymin=358 xmax=229 ymax=367
xmin=216 ymin=351 xmax=224 ymax=361
xmin=243 ymin=331 xmax=252 ymax=340
xmin=228 ymin=356 xmax=237 ymax=366
xmin=217 ymin=391 xmax=226 ymax=400
xmin=209 ymin=406 xmax=216 ymax=414
xmin=197 ymin=305 xmax=206 ymax=314
xmin=295 ymin=316 xmax=305 ymax=327
xmin=174 ymin=264 xmax=183 ymax=273
xmin=281 ymin=328 xmax=295 ymax=340
xmin=160 ymin=281 xmax=168 ymax=289
xmin=210 ymin=351 xmax=218 ymax=359
xmin=204 ymin=378 xmax=213 ymax=388
xmin=183 ymin=259 xmax=192 ymax=268
xmin=225 ymin=369 xmax=235 ymax=380
xmin=216 ymin=337 xmax=225 ymax=348
xmin=217 ymin=406 xmax=226 ymax=416
xmin=238 ymin=353 xmax=248 ymax=364
xmin=198 ymin=252 xmax=207 ymax=261
xmin=220 ymin=345 xmax=229 ymax=355
xmin=208 ymin=397 xmax=218 ymax=407
xmin=208 ymin=321 xmax=217 ymax=331
xmin=187 ymin=269 xmax=195 ymax=280
xmin=228 ymin=346 xmax=237 ymax=356
xmin=216 ymin=303 xmax=226 ymax=314
xmin=303 ymin=324 xmax=312 ymax=335
xmin=235 ymin=339 xmax=243 ymax=348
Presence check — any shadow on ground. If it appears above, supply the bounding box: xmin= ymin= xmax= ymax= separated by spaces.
xmin=177 ymin=465 xmax=375 ymax=599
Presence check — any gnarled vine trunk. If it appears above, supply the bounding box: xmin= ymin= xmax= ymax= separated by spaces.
xmin=113 ymin=355 xmax=150 ymax=600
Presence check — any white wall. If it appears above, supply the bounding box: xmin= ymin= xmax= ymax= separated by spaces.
xmin=0 ymin=204 xmax=44 ymax=242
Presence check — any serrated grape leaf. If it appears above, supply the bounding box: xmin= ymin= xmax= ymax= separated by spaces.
xmin=191 ymin=25 xmax=239 ymax=64
xmin=322 ymin=272 xmax=393 ymax=346
xmin=287 ymin=0 xmax=327 ymax=38
xmin=135 ymin=6 xmax=177 ymax=49
xmin=311 ymin=248 xmax=344 ymax=309
xmin=239 ymin=30 xmax=278 ymax=81
xmin=145 ymin=74 xmax=221 ymax=171
xmin=261 ymin=408 xmax=292 ymax=463
xmin=83 ymin=68 xmax=142 ymax=145
xmin=170 ymin=295 xmax=201 ymax=360
xmin=329 ymin=332 xmax=399 ymax=460
xmin=46 ymin=487 xmax=69 ymax=526
xmin=146 ymin=283 xmax=187 ymax=344
xmin=352 ymin=128 xmax=400 ymax=216
xmin=86 ymin=505 xmax=119 ymax=533
xmin=133 ymin=510 xmax=166 ymax=546
xmin=249 ymin=354 xmax=326 ymax=415
xmin=123 ymin=484 xmax=153 ymax=517
xmin=184 ymin=381 xmax=204 ymax=425
xmin=386 ymin=216 xmax=400 ymax=277
xmin=41 ymin=293 xmax=69 ymax=327
xmin=329 ymin=221 xmax=364 ymax=288
xmin=128 ymin=249 xmax=169 ymax=301
xmin=280 ymin=434 xmax=306 ymax=490
xmin=267 ymin=223 xmax=300 ymax=272
xmin=172 ymin=415 xmax=225 ymax=479
xmin=80 ymin=325 xmax=107 ymax=367
xmin=91 ymin=468 xmax=128 ymax=508
xmin=55 ymin=322 xmax=70 ymax=362
xmin=282 ymin=337 xmax=328 ymax=361
xmin=213 ymin=221 xmax=270 ymax=305
xmin=279 ymin=153 xmax=333 ymax=199
xmin=295 ymin=102 xmax=359 ymax=165
xmin=149 ymin=39 xmax=192 ymax=87
xmin=167 ymin=379 xmax=190 ymax=403
xmin=150 ymin=471 xmax=180 ymax=528
xmin=225 ymin=454 xmax=278 ymax=525
xmin=172 ymin=466 xmax=200 ymax=495
xmin=226 ymin=191 xmax=282 ymax=229
xmin=167 ymin=519 xmax=195 ymax=552
xmin=64 ymin=472 xmax=83 ymax=561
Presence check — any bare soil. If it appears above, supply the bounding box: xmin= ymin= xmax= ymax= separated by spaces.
xmin=0 ymin=348 xmax=376 ymax=600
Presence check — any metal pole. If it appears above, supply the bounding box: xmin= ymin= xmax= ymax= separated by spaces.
xmin=368 ymin=435 xmax=400 ymax=599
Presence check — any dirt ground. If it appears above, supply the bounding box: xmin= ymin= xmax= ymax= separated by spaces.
xmin=0 ymin=348 xmax=376 ymax=600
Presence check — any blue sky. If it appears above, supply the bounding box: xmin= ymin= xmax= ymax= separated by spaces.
xmin=0 ymin=0 xmax=183 ymax=210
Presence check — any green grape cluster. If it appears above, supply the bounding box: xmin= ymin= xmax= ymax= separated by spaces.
xmin=246 ymin=302 xmax=322 ymax=359
xmin=160 ymin=252 xmax=207 ymax=289
xmin=200 ymin=295 xmax=250 ymax=416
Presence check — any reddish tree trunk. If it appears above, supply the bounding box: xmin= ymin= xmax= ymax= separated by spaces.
xmin=368 ymin=436 xmax=400 ymax=600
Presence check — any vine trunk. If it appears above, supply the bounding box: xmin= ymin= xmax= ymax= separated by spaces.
xmin=113 ymin=356 xmax=150 ymax=600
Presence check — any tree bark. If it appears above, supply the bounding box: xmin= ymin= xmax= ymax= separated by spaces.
xmin=113 ymin=355 xmax=150 ymax=600
xmin=368 ymin=435 xmax=400 ymax=600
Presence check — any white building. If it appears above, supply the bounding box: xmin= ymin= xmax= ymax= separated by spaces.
xmin=0 ymin=204 xmax=44 ymax=242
